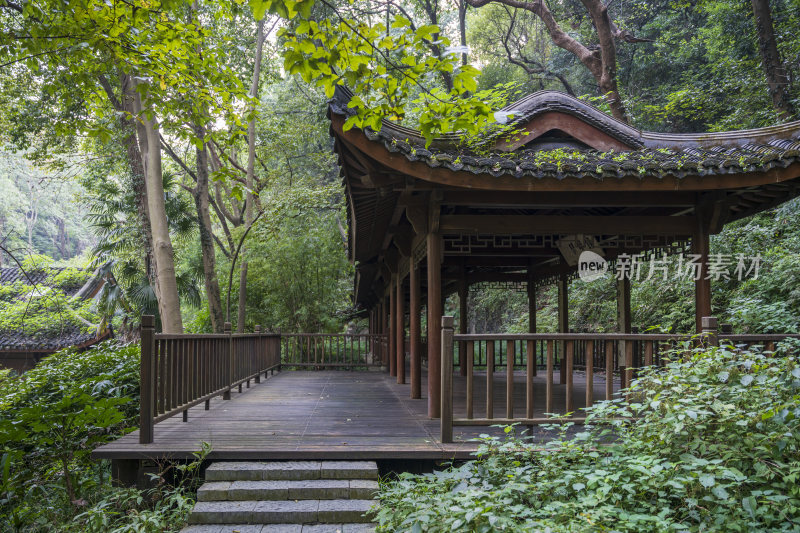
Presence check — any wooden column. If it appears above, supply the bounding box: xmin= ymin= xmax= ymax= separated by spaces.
xmin=617 ymin=277 xmax=631 ymax=333
xmin=557 ymin=275 xmax=568 ymax=385
xmin=427 ymin=232 xmax=443 ymax=418
xmin=693 ymin=220 xmax=712 ymax=333
xmin=389 ymin=277 xmax=396 ymax=377
xmin=557 ymin=275 xmax=568 ymax=333
xmin=384 ymin=298 xmax=390 ymax=367
xmin=409 ymin=257 xmax=422 ymax=399
xmin=139 ymin=315 xmax=155 ymax=444
xmin=527 ymin=273 xmax=536 ymax=333
xmin=396 ymin=275 xmax=406 ymax=384
xmin=617 ymin=276 xmax=631 ymax=388
xmin=458 ymin=273 xmax=468 ymax=377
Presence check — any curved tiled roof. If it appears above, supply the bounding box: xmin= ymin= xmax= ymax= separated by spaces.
xmin=330 ymin=87 xmax=800 ymax=181
xmin=0 ymin=266 xmax=111 ymax=352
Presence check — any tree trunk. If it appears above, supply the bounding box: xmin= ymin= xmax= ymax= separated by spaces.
xmin=237 ymin=19 xmax=266 ymax=333
xmin=194 ymin=126 xmax=225 ymax=333
xmin=119 ymin=73 xmax=156 ymax=282
xmin=751 ymin=0 xmax=795 ymax=120
xmin=465 ymin=0 xmax=631 ymax=122
xmin=457 ymin=0 xmax=468 ymax=67
xmin=133 ymin=82 xmax=183 ymax=333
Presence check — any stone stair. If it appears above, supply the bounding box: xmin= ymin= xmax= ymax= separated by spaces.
xmin=180 ymin=461 xmax=379 ymax=533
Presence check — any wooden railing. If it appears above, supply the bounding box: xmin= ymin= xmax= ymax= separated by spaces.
xmin=440 ymin=316 xmax=800 ymax=442
xmin=139 ymin=317 xmax=280 ymax=444
xmin=280 ymin=333 xmax=386 ymax=368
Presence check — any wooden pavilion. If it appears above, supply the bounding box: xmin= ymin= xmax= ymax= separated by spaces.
xmin=96 ymin=90 xmax=800 ymax=478
xmin=329 ymin=87 xmax=800 ymax=418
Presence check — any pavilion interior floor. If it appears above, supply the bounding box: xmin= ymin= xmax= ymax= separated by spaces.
xmin=94 ymin=367 xmax=622 ymax=462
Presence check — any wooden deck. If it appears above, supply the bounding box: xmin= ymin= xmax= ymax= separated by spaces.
xmin=94 ymin=368 xmax=618 ymax=462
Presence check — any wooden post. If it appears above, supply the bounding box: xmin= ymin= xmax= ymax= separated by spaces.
xmin=139 ymin=315 xmax=155 ymax=444
xmin=410 ymin=258 xmax=421 ymax=399
xmin=693 ymin=220 xmax=712 ymax=333
xmin=389 ymin=277 xmax=397 ymax=377
xmin=557 ymin=275 xmax=568 ymax=385
xmin=605 ymin=341 xmax=614 ymax=401
xmin=585 ymin=340 xmax=594 ymax=408
xmin=617 ymin=277 xmax=631 ymax=333
xmin=565 ymin=340 xmax=574 ymax=414
xmin=545 ymin=340 xmax=554 ymax=414
xmin=223 ymin=322 xmax=232 ymax=400
xmin=254 ymin=325 xmax=261 ymax=383
xmin=617 ymin=277 xmax=631 ymax=390
xmin=427 ymin=232 xmax=443 ymax=418
xmin=701 ymin=316 xmax=719 ymax=347
xmin=396 ymin=275 xmax=405 ymax=384
xmin=506 ymin=340 xmax=514 ymax=419
xmin=458 ymin=274 xmax=468 ymax=377
xmin=466 ymin=340 xmax=474 ymax=419
xmin=440 ymin=316 xmax=454 ymax=443
xmin=486 ymin=341 xmax=494 ymax=419
xmin=527 ymin=271 xmax=537 ymax=334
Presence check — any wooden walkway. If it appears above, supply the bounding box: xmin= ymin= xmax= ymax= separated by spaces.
xmin=94 ymin=368 xmax=617 ymax=462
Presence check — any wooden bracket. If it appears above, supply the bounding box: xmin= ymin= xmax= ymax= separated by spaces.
xmin=402 ymin=194 xmax=430 ymax=236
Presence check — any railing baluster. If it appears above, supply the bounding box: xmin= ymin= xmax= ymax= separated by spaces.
xmin=466 ymin=340 xmax=474 ymax=419
xmin=506 ymin=340 xmax=514 ymax=419
xmin=526 ymin=339 xmax=534 ymax=419
xmin=625 ymin=337 xmax=634 ymax=398
xmin=486 ymin=341 xmax=494 ymax=419
xmin=546 ymin=340 xmax=554 ymax=415
xmin=585 ymin=340 xmax=594 ymax=409
xmin=566 ymin=340 xmax=574 ymax=414
xmin=645 ymin=340 xmax=653 ymax=367
xmin=605 ymin=340 xmax=614 ymax=401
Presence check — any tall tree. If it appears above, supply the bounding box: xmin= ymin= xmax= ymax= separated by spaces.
xmin=238 ymin=18 xmax=268 ymax=333
xmin=750 ymin=0 xmax=795 ymax=120
xmin=464 ymin=0 xmax=651 ymax=122
xmin=133 ymin=82 xmax=183 ymax=333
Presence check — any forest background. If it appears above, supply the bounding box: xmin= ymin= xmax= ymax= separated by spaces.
xmin=1 ymin=0 xmax=800 ymax=340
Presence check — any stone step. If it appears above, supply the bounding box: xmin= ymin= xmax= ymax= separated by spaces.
xmin=188 ymin=499 xmax=375 ymax=525
xmin=180 ymin=524 xmax=375 ymax=532
xmin=205 ymin=462 xmax=378 ymax=482
xmin=198 ymin=480 xmax=379 ymax=502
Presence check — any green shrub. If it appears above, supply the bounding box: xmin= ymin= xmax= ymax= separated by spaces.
xmin=376 ymin=344 xmax=800 ymax=532
xmin=0 ymin=341 xmax=200 ymax=532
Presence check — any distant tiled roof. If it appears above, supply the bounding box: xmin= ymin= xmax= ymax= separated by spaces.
xmin=329 ymin=87 xmax=800 ymax=181
xmin=0 ymin=328 xmax=108 ymax=351
xmin=0 ymin=267 xmax=85 ymax=297
xmin=0 ymin=266 xmax=111 ymax=352
xmin=0 ymin=267 xmax=52 ymax=289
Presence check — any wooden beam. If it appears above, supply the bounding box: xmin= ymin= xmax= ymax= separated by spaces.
xmin=443 ymin=191 xmax=697 ymax=208
xmin=439 ymin=215 xmax=696 ymax=235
